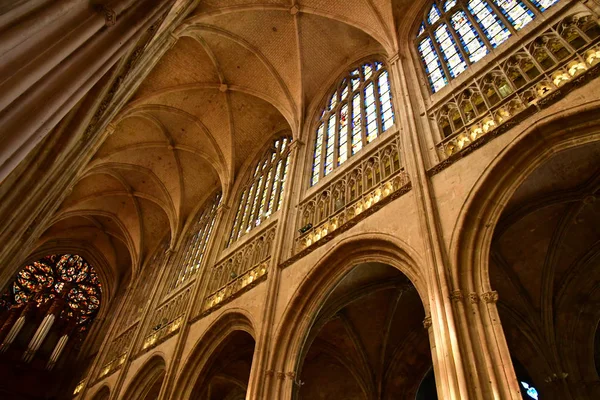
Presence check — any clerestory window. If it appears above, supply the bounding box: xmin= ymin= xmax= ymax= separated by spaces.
xmin=417 ymin=0 xmax=561 ymax=93
xmin=310 ymin=60 xmax=395 ymax=187
xmin=166 ymin=191 xmax=220 ymax=293
xmin=228 ymin=136 xmax=292 ymax=246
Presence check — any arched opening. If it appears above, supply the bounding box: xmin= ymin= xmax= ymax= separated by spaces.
xmin=122 ymin=355 xmax=166 ymax=400
xmin=189 ymin=330 xmax=256 ymax=399
xmin=489 ymin=141 xmax=600 ymax=399
xmin=295 ymin=261 xmax=430 ymax=399
xmin=91 ymin=386 xmax=110 ymax=400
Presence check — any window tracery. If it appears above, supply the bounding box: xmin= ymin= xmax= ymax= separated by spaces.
xmin=2 ymin=254 xmax=101 ymax=329
xmin=311 ymin=61 xmax=395 ymax=186
xmin=417 ymin=0 xmax=562 ymax=93
xmin=228 ymin=136 xmax=292 ymax=245
xmin=167 ymin=192 xmax=221 ymax=294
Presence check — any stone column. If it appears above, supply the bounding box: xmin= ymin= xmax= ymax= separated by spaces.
xmin=0 ymin=304 xmax=25 ymax=346
xmin=387 ymin=53 xmax=523 ymax=400
xmin=250 ymin=138 xmax=303 ymax=400
xmin=0 ymin=0 xmax=174 ymax=181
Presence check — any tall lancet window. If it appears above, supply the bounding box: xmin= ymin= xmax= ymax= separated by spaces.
xmin=167 ymin=191 xmax=221 ymax=293
xmin=228 ymin=136 xmax=292 ymax=246
xmin=416 ymin=0 xmax=561 ymax=93
xmin=311 ymin=60 xmax=395 ymax=186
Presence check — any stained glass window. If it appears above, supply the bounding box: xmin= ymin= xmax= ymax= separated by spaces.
xmin=468 ymin=0 xmax=512 ymax=47
xmin=2 ymin=254 xmax=102 ymax=328
xmin=529 ymin=0 xmax=559 ymax=12
xmin=493 ymin=0 xmax=535 ymax=31
xmin=434 ymin=23 xmax=468 ymax=77
xmin=167 ymin=192 xmax=220 ymax=293
xmin=417 ymin=0 xmax=557 ymax=93
xmin=229 ymin=135 xmax=292 ymax=245
xmin=520 ymin=381 xmax=539 ymax=400
xmin=419 ymin=36 xmax=448 ymax=92
xmin=310 ymin=60 xmax=395 ymax=186
xmin=451 ymin=11 xmax=488 ymax=62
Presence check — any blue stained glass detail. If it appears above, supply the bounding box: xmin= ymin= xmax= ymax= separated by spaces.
xmin=493 ymin=0 xmax=535 ymax=30
xmin=529 ymin=0 xmax=559 ymax=11
xmin=434 ymin=23 xmax=467 ymax=78
xmin=428 ymin=4 xmax=442 ymax=24
xmin=444 ymin=0 xmax=457 ymax=11
xmin=451 ymin=11 xmax=489 ymax=63
xmin=520 ymin=381 xmax=539 ymax=400
xmin=468 ymin=0 xmax=512 ymax=48
xmin=418 ymin=23 xmax=426 ymax=36
xmin=419 ymin=36 xmax=448 ymax=92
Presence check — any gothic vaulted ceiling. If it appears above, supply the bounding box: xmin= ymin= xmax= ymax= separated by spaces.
xmin=33 ymin=0 xmax=423 ymax=287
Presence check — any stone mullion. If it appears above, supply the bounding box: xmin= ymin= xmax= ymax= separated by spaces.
xmin=108 ymin=248 xmax=175 ymax=400
xmin=447 ymin=15 xmax=473 ymax=66
xmin=250 ymin=139 xmax=303 ymax=400
xmin=159 ymin=204 xmax=230 ymax=400
xmin=388 ymin=54 xmax=470 ymax=399
xmin=230 ymin=191 xmax=246 ymax=244
xmin=431 ymin=31 xmax=455 ymax=83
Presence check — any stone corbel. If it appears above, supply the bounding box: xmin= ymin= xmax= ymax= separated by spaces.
xmin=450 ymin=290 xmax=464 ymax=302
xmin=94 ymin=4 xmax=117 ymax=27
xmin=423 ymin=315 xmax=432 ymax=329
xmin=468 ymin=292 xmax=480 ymax=304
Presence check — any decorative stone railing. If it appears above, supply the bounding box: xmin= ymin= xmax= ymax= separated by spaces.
xmin=141 ymin=287 xmax=190 ymax=351
xmin=431 ymin=7 xmax=600 ymax=163
xmin=97 ymin=323 xmax=137 ymax=379
xmin=202 ymin=225 xmax=276 ymax=313
xmin=295 ymin=134 xmax=409 ymax=253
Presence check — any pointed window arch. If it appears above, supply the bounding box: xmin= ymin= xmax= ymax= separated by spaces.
xmin=229 ymin=136 xmax=293 ymax=246
xmin=311 ymin=60 xmax=396 ymax=186
xmin=416 ymin=0 xmax=562 ymax=93
xmin=167 ymin=192 xmax=221 ymax=294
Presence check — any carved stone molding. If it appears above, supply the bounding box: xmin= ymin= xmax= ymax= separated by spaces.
xmin=481 ymin=291 xmax=499 ymax=303
xmin=265 ymin=369 xmax=274 ymax=377
xmin=450 ymin=290 xmax=463 ymax=302
xmin=276 ymin=371 xmax=286 ymax=380
xmin=423 ymin=316 xmax=432 ymax=329
xmin=286 ymin=371 xmax=296 ymax=380
xmin=468 ymin=293 xmax=480 ymax=304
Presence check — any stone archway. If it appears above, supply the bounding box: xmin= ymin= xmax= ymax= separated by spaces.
xmin=172 ymin=311 xmax=256 ymax=400
xmin=121 ymin=355 xmax=166 ymax=400
xmin=451 ymin=107 xmax=600 ymax=400
xmin=269 ymin=235 xmax=429 ymax=400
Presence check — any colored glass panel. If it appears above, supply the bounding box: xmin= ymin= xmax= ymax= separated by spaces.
xmin=378 ymin=71 xmax=394 ymax=131
xmin=324 ymin=114 xmax=336 ymax=176
xmin=351 ymin=93 xmax=363 ymax=155
xmin=444 ymin=0 xmax=457 ymax=11
xmin=451 ymin=11 xmax=489 ymax=62
xmin=468 ymin=0 xmax=512 ymax=48
xmin=419 ymin=36 xmax=448 ymax=92
xmin=338 ymin=104 xmax=349 ymax=165
xmin=418 ymin=23 xmax=426 ymax=36
xmin=434 ymin=23 xmax=467 ymax=77
xmin=428 ymin=4 xmax=442 ymax=24
xmin=529 ymin=0 xmax=559 ymax=11
xmin=5 ymin=254 xmax=102 ymax=326
xmin=312 ymin=123 xmax=324 ymax=185
xmin=493 ymin=0 xmax=535 ymax=30
xmin=277 ymin=155 xmax=290 ymax=211
xmin=364 ymin=82 xmax=378 ymax=142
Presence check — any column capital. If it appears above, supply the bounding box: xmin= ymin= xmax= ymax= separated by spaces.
xmin=423 ymin=315 xmax=432 ymax=329
xmin=468 ymin=292 xmax=480 ymax=304
xmin=450 ymin=290 xmax=464 ymax=302
xmin=481 ymin=291 xmax=499 ymax=303
xmin=387 ymin=52 xmax=402 ymax=65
